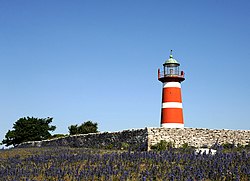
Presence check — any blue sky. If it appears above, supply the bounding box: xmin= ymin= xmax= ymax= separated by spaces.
xmin=1 ymin=0 xmax=250 ymax=144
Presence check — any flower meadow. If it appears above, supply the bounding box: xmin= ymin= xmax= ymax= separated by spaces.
xmin=0 ymin=146 xmax=249 ymax=181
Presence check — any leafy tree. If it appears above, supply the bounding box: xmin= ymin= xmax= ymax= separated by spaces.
xmin=68 ymin=121 xmax=98 ymax=135
xmin=68 ymin=124 xmax=78 ymax=135
xmin=1 ymin=117 xmax=56 ymax=147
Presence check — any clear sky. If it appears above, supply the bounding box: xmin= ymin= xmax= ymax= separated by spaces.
xmin=1 ymin=0 xmax=250 ymax=145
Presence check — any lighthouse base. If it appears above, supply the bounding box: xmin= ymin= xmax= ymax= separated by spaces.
xmin=161 ymin=123 xmax=184 ymax=128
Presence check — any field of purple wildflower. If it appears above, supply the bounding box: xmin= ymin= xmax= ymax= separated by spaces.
xmin=0 ymin=146 xmax=249 ymax=180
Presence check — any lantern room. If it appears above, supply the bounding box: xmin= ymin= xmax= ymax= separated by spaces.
xmin=158 ymin=50 xmax=185 ymax=83
xmin=163 ymin=52 xmax=180 ymax=76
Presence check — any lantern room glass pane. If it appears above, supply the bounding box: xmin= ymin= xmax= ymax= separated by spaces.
xmin=164 ymin=64 xmax=179 ymax=76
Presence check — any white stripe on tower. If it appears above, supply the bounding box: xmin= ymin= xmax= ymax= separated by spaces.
xmin=163 ymin=82 xmax=181 ymax=88
xmin=162 ymin=102 xmax=183 ymax=108
xmin=161 ymin=123 xmax=184 ymax=128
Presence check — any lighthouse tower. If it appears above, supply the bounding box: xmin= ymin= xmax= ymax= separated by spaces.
xmin=158 ymin=50 xmax=185 ymax=128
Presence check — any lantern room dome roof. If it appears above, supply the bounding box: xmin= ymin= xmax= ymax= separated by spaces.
xmin=164 ymin=54 xmax=180 ymax=65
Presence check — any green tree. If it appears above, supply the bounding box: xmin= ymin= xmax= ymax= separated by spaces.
xmin=1 ymin=117 xmax=56 ymax=147
xmin=68 ymin=124 xmax=78 ymax=135
xmin=68 ymin=121 xmax=98 ymax=135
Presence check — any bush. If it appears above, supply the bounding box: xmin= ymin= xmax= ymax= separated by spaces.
xmin=245 ymin=142 xmax=250 ymax=149
xmin=68 ymin=121 xmax=98 ymax=135
xmin=105 ymin=143 xmax=114 ymax=150
xmin=151 ymin=140 xmax=174 ymax=151
xmin=221 ymin=142 xmax=235 ymax=149
xmin=181 ymin=143 xmax=189 ymax=149
xmin=121 ymin=142 xmax=130 ymax=150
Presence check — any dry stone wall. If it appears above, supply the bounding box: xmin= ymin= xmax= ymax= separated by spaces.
xmin=147 ymin=128 xmax=250 ymax=150
xmin=19 ymin=127 xmax=250 ymax=151
xmin=19 ymin=128 xmax=148 ymax=151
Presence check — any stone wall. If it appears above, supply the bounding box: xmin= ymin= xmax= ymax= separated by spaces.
xmin=18 ymin=127 xmax=250 ymax=151
xmin=147 ymin=128 xmax=250 ymax=150
xmin=19 ymin=128 xmax=148 ymax=150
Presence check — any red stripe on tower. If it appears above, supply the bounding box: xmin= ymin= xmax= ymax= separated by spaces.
xmin=158 ymin=50 xmax=185 ymax=128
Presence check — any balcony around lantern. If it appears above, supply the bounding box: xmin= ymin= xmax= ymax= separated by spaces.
xmin=158 ymin=69 xmax=185 ymax=83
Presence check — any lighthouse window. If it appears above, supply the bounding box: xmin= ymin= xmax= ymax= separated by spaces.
xmin=164 ymin=64 xmax=180 ymax=76
xmin=166 ymin=67 xmax=179 ymax=76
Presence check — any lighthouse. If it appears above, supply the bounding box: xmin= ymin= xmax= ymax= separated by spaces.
xmin=158 ymin=50 xmax=185 ymax=128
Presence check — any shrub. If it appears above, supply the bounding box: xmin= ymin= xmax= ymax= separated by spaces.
xmin=105 ymin=143 xmax=114 ymax=150
xmin=121 ymin=142 xmax=130 ymax=150
xmin=151 ymin=140 xmax=174 ymax=151
xmin=245 ymin=142 xmax=250 ymax=149
xmin=181 ymin=143 xmax=189 ymax=149
xmin=221 ymin=142 xmax=235 ymax=149
xmin=68 ymin=121 xmax=98 ymax=135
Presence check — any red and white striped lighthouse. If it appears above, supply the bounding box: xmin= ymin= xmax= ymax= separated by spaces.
xmin=158 ymin=50 xmax=185 ymax=128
